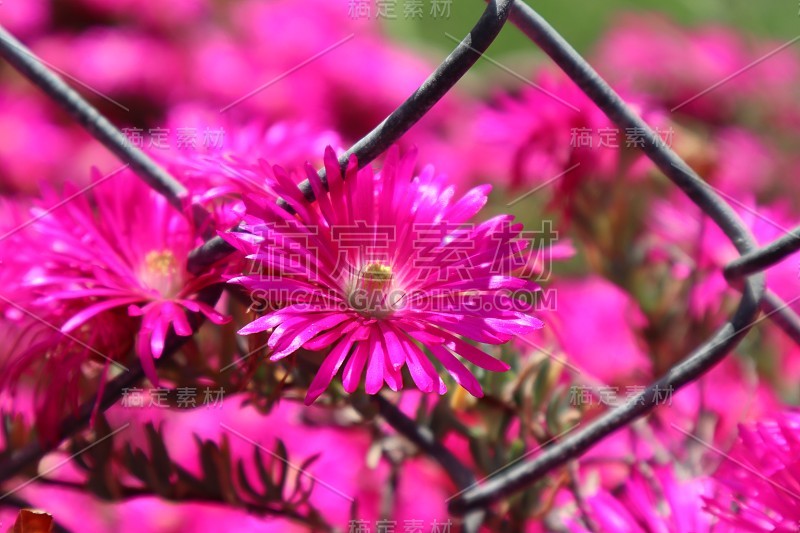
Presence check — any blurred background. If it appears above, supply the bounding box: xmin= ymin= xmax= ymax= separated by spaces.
xmin=387 ymin=0 xmax=799 ymax=55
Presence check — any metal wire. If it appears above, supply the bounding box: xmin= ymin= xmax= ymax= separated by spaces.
xmin=190 ymin=0 xmax=514 ymax=275
xmin=447 ymin=0 xmax=770 ymax=513
xmin=725 ymin=225 xmax=800 ymax=280
xmin=0 ymin=26 xmax=188 ymax=213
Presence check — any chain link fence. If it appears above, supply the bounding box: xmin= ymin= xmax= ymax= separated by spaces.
xmin=0 ymin=1 xmax=797 ymax=530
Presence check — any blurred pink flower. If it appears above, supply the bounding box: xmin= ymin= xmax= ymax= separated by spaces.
xmin=7 ymin=393 xmax=453 ymax=531
xmin=596 ymin=14 xmax=800 ymax=123
xmin=548 ymin=276 xmax=651 ymax=384
xmin=658 ymin=356 xmax=782 ymax=449
xmin=33 ymin=29 xmax=183 ymax=99
xmin=157 ymin=107 xmax=342 ymax=230
xmin=0 ymin=89 xmax=77 ymax=193
xmin=711 ymin=128 xmax=779 ymax=197
xmin=563 ymin=464 xmax=715 ymax=532
xmin=706 ymin=411 xmax=800 ymax=531
xmin=16 ymin=485 xmax=302 ymax=533
xmin=596 ymin=15 xmax=746 ymax=120
xmin=472 ymin=70 xmax=664 ymax=209
xmin=13 ymin=170 xmax=228 ymax=386
xmin=0 ymin=0 xmax=49 ymax=37
xmin=214 ymin=0 xmax=461 ymax=144
xmin=648 ymin=192 xmax=800 ymax=319
xmin=160 ymin=107 xmax=341 ymax=186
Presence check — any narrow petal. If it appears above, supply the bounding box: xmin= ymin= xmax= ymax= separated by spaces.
xmin=304 ymin=330 xmax=359 ymax=405
xmin=428 ymin=343 xmax=484 ymax=398
xmin=365 ymin=331 xmax=385 ymax=394
xmin=342 ymin=337 xmax=370 ymax=393
xmin=432 ymin=327 xmax=510 ymax=372
xmin=61 ymin=297 xmax=141 ymax=333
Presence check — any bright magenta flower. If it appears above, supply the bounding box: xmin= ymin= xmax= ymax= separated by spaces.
xmin=596 ymin=14 xmax=800 ymax=126
xmin=563 ymin=465 xmax=715 ymax=532
xmin=157 ymin=111 xmax=342 ymax=230
xmin=21 ymin=170 xmax=229 ymax=384
xmin=706 ymin=412 xmax=800 ymax=531
xmin=227 ymin=147 xmax=545 ymax=403
xmin=473 ymin=70 xmax=665 ymax=199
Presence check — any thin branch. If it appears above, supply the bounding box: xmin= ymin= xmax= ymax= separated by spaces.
xmin=447 ymin=0 xmax=766 ymax=514
xmin=187 ymin=227 xmax=244 ymax=276
xmin=566 ymin=461 xmax=599 ymax=533
xmin=188 ymin=0 xmax=514 ymax=274
xmin=0 ymin=25 xmax=188 ymax=213
xmin=373 ymin=395 xmax=486 ymax=533
xmin=725 ymin=225 xmax=800 ymax=280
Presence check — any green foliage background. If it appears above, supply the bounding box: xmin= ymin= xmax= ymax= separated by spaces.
xmin=383 ymin=0 xmax=799 ymax=67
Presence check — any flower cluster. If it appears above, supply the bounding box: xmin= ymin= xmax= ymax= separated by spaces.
xmin=706 ymin=412 xmax=800 ymax=531
xmin=0 ymin=1 xmax=799 ymax=532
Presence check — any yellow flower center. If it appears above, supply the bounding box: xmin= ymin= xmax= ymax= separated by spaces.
xmin=140 ymin=250 xmax=182 ymax=297
xmin=145 ymin=250 xmax=178 ymax=276
xmin=361 ymin=262 xmax=393 ymax=285
xmin=349 ymin=261 xmax=399 ymax=317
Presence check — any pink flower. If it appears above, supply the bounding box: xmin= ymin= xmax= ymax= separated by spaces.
xmin=659 ymin=356 xmax=781 ymax=449
xmin=648 ymin=192 xmax=800 ymax=319
xmin=12 ymin=393 xmax=455 ymax=531
xmin=706 ymin=411 xmax=800 ymax=531
xmin=33 ymin=30 xmax=183 ymax=99
xmin=16 ymin=170 xmax=229 ymax=385
xmin=563 ymin=465 xmax=715 ymax=532
xmin=595 ymin=14 xmax=800 ymax=124
xmin=472 ymin=70 xmax=664 ymax=209
xmin=547 ymin=276 xmax=651 ymax=384
xmin=0 ymin=89 xmax=78 ymax=193
xmin=227 ymin=146 xmax=545 ymax=403
xmin=705 ymin=128 xmax=779 ymax=198
xmin=0 ymin=200 xmax=135 ymax=437
xmin=0 ymin=0 xmax=49 ymax=37
xmin=213 ymin=0 xmax=461 ymax=144
xmin=595 ymin=15 xmax=747 ymax=120
xmin=158 ymin=107 xmax=342 ymax=221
